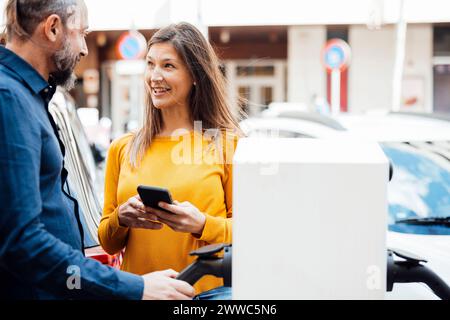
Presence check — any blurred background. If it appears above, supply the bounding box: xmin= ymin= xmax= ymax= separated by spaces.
xmin=2 ymin=0 xmax=450 ymax=141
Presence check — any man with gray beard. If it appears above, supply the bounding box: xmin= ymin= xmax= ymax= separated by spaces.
xmin=0 ymin=0 xmax=195 ymax=300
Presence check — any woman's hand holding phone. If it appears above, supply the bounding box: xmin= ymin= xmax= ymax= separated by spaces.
xmin=118 ymin=195 xmax=163 ymax=230
xmin=145 ymin=200 xmax=206 ymax=236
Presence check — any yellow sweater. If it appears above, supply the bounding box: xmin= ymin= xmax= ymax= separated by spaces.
xmin=98 ymin=130 xmax=238 ymax=294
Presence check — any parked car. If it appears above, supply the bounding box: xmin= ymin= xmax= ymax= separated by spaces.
xmin=241 ymin=110 xmax=450 ymax=299
xmin=49 ymin=89 xmax=120 ymax=268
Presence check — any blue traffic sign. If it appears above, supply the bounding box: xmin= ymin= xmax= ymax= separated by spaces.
xmin=325 ymin=46 xmax=345 ymax=69
xmin=322 ymin=39 xmax=351 ymax=71
xmin=116 ymin=31 xmax=147 ymax=60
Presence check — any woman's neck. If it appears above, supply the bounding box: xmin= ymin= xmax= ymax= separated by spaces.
xmin=158 ymin=104 xmax=193 ymax=137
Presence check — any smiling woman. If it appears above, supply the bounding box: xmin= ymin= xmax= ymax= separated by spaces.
xmin=146 ymin=42 xmax=194 ymax=114
xmin=98 ymin=22 xmax=244 ymax=295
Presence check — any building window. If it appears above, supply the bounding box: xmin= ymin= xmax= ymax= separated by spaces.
xmin=227 ymin=60 xmax=286 ymax=116
xmin=260 ymin=86 xmax=273 ymax=106
xmin=433 ymin=65 xmax=450 ymax=113
xmin=434 ymin=25 xmax=450 ymax=57
xmin=238 ymin=86 xmax=251 ymax=114
xmin=327 ymin=26 xmax=349 ymax=42
xmin=433 ymin=25 xmax=450 ymax=113
xmin=236 ymin=66 xmax=275 ymax=77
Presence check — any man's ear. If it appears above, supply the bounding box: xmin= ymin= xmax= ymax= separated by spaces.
xmin=43 ymin=14 xmax=62 ymax=42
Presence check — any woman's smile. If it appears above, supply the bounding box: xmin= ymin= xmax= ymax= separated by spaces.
xmin=151 ymin=86 xmax=171 ymax=97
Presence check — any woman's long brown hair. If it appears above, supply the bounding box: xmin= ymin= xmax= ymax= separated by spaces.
xmin=128 ymin=22 xmax=243 ymax=168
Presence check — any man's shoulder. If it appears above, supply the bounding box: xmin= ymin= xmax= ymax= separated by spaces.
xmin=0 ymin=80 xmax=21 ymax=107
xmin=0 ymin=66 xmax=27 ymax=97
xmin=0 ymin=86 xmax=33 ymax=119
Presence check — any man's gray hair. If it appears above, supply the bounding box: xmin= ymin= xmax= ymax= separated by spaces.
xmin=4 ymin=0 xmax=77 ymax=41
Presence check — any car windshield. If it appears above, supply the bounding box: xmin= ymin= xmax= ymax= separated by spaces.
xmin=381 ymin=142 xmax=450 ymax=235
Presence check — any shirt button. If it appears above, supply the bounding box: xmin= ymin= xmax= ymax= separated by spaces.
xmin=44 ymin=88 xmax=49 ymax=93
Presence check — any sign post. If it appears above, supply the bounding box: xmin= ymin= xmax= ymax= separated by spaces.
xmin=322 ymin=39 xmax=351 ymax=115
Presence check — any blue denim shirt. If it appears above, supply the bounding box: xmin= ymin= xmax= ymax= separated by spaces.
xmin=0 ymin=45 xmax=143 ymax=299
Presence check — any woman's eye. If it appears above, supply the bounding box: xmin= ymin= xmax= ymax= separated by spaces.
xmin=165 ymin=64 xmax=175 ymax=68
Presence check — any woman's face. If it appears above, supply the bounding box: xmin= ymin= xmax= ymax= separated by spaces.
xmin=145 ymin=42 xmax=194 ymax=110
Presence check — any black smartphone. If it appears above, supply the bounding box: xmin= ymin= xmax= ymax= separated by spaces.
xmin=137 ymin=185 xmax=173 ymax=212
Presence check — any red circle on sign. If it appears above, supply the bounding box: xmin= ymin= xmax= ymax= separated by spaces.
xmin=321 ymin=38 xmax=351 ymax=72
xmin=115 ymin=31 xmax=147 ymax=60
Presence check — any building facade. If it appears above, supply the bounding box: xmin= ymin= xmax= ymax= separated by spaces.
xmin=2 ymin=0 xmax=449 ymax=137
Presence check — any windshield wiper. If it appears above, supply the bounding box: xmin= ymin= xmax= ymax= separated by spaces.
xmin=395 ymin=217 xmax=450 ymax=227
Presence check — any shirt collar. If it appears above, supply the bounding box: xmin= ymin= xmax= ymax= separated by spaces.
xmin=40 ymin=77 xmax=57 ymax=104
xmin=0 ymin=45 xmax=52 ymax=96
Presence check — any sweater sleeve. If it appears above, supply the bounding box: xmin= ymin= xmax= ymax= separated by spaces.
xmin=197 ymin=133 xmax=238 ymax=244
xmin=98 ymin=137 xmax=130 ymax=255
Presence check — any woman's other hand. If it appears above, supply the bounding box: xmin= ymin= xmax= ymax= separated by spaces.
xmin=118 ymin=195 xmax=163 ymax=230
xmin=146 ymin=200 xmax=206 ymax=236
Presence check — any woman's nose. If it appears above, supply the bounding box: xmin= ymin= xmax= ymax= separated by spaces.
xmin=150 ymin=69 xmax=163 ymax=82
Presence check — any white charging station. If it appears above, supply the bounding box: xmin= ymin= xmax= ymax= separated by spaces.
xmin=232 ymin=138 xmax=389 ymax=299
